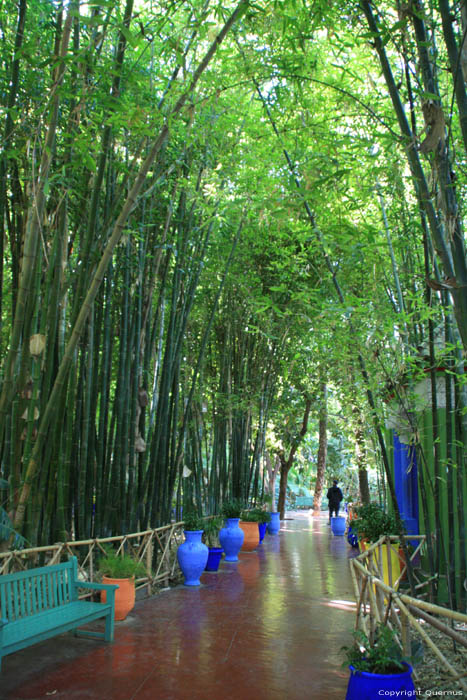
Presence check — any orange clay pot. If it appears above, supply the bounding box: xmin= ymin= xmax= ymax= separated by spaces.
xmin=101 ymin=576 xmax=135 ymax=621
xmin=239 ymin=521 xmax=260 ymax=551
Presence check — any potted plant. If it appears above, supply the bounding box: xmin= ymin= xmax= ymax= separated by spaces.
xmin=177 ymin=511 xmax=209 ymax=586
xmin=249 ymin=507 xmax=271 ymax=542
xmin=219 ymin=500 xmax=245 ymax=562
xmin=351 ymin=503 xmax=403 ymax=586
xmin=342 ymin=624 xmax=415 ymax=699
xmin=98 ymin=547 xmax=146 ymax=621
xmin=351 ymin=503 xmax=399 ymax=545
xmin=239 ymin=509 xmax=261 ymax=551
xmin=203 ymin=516 xmax=224 ymax=572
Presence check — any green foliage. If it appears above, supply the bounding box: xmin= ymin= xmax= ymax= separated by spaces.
xmin=342 ymin=625 xmax=409 ymax=675
xmin=202 ymin=516 xmax=224 ymax=547
xmin=0 ymin=507 xmax=28 ymax=550
xmin=240 ymin=508 xmax=262 ymax=522
xmin=0 ymin=0 xmax=465 ymax=614
xmin=183 ymin=511 xmax=206 ymax=531
xmin=97 ymin=547 xmax=146 ymax=579
xmin=241 ymin=507 xmax=271 ymax=523
xmin=221 ymin=499 xmax=244 ymax=518
xmin=351 ymin=503 xmax=400 ymax=542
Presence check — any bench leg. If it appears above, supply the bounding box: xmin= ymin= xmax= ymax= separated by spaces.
xmin=105 ymin=610 xmax=114 ymax=642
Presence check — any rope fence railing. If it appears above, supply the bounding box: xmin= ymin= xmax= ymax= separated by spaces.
xmin=0 ymin=522 xmax=187 ymax=595
xmin=349 ymin=535 xmax=467 ymax=693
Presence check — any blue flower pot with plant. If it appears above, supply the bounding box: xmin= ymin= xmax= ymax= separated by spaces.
xmin=219 ymin=500 xmax=244 ymax=561
xmin=177 ymin=512 xmax=208 ymax=586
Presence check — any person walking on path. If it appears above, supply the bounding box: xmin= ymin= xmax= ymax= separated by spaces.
xmin=327 ymin=480 xmax=343 ymax=523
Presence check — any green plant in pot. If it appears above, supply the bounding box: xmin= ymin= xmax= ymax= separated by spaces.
xmin=203 ymin=516 xmax=224 ymax=572
xmin=352 ymin=503 xmax=404 ymax=589
xmin=351 ymin=503 xmax=404 ymax=588
xmin=239 ymin=508 xmax=262 ymax=551
xmin=220 ymin=499 xmax=244 ymax=518
xmin=240 ymin=509 xmax=262 ymax=523
xmin=203 ymin=516 xmax=224 ymax=547
xmin=182 ymin=511 xmax=206 ymax=532
xmin=351 ymin=503 xmax=399 ymax=544
xmin=342 ymin=624 xmax=416 ymax=698
xmin=249 ymin=507 xmax=271 ymax=542
xmin=98 ymin=548 xmax=146 ymax=579
xmin=248 ymin=507 xmax=271 ymax=524
xmin=98 ymin=547 xmax=146 ymax=621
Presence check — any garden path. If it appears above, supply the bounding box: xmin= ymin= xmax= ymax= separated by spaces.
xmin=1 ymin=512 xmax=357 ymax=700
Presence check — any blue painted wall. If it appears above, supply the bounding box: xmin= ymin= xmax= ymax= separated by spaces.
xmin=393 ymin=432 xmax=419 ymax=537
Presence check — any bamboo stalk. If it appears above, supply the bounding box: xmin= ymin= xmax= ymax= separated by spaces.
xmin=407 ymin=604 xmax=467 ymax=649
xmin=394 ymin=595 xmax=467 ymax=691
xmin=12 ymin=0 xmax=249 ymax=535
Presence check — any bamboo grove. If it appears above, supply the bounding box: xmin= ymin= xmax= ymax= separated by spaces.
xmin=0 ymin=0 xmax=465 ymax=607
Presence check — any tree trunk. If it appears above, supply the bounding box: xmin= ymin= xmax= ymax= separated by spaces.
xmin=312 ymin=383 xmax=327 ymax=515
xmin=264 ymin=451 xmax=280 ymax=511
xmin=277 ymin=395 xmax=312 ymax=518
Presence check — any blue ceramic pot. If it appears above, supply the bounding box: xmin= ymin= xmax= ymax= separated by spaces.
xmin=331 ymin=516 xmax=346 ymax=536
xmin=177 ymin=530 xmax=209 ymax=586
xmin=219 ymin=518 xmax=244 ymax=562
xmin=347 ymin=525 xmax=359 ymax=548
xmin=267 ymin=512 xmax=280 ymax=534
xmin=346 ymin=663 xmax=415 ymax=700
xmin=205 ymin=547 xmax=223 ymax=572
xmin=258 ymin=522 xmax=267 ymax=542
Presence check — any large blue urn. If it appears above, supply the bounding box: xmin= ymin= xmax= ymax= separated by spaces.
xmin=219 ymin=518 xmax=244 ymax=562
xmin=331 ymin=516 xmax=346 ymax=536
xmin=267 ymin=512 xmax=280 ymax=534
xmin=177 ymin=530 xmax=209 ymax=586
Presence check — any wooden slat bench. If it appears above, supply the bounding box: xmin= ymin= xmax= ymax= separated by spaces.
xmin=0 ymin=556 xmax=118 ymax=670
xmin=295 ymin=496 xmax=314 ymax=509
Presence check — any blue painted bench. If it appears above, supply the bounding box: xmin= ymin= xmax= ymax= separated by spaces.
xmin=295 ymin=496 xmax=314 ymax=508
xmin=0 ymin=556 xmax=118 ymax=670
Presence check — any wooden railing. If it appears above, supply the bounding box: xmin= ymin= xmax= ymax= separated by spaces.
xmin=349 ymin=535 xmax=467 ymax=692
xmin=0 ymin=522 xmax=186 ymax=595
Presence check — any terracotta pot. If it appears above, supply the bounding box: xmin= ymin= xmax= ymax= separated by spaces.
xmin=239 ymin=521 xmax=260 ymax=551
xmin=101 ymin=576 xmax=135 ymax=620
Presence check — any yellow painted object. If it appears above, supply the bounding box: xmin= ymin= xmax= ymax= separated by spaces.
xmin=360 ymin=540 xmax=403 ymax=596
xmin=376 ymin=543 xmax=402 ymax=589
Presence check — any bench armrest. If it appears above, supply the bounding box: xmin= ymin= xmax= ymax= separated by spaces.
xmin=80 ymin=581 xmax=119 ymax=592
xmin=75 ymin=581 xmax=118 ymax=613
xmin=0 ymin=618 xmax=8 ymax=628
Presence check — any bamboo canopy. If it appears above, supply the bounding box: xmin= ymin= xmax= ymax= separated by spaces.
xmin=0 ymin=0 xmax=465 ymax=614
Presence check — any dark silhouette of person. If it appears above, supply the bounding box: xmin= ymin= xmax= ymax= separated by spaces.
xmin=327 ymin=480 xmax=343 ymax=522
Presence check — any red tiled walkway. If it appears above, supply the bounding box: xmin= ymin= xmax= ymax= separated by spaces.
xmin=1 ymin=513 xmax=357 ymax=700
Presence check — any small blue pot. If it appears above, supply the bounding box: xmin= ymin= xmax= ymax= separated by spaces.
xmin=177 ymin=530 xmax=209 ymax=586
xmin=267 ymin=512 xmax=280 ymax=534
xmin=258 ymin=522 xmax=267 ymax=542
xmin=347 ymin=525 xmax=359 ymax=548
xmin=205 ymin=547 xmax=224 ymax=572
xmin=219 ymin=518 xmax=244 ymax=562
xmin=346 ymin=663 xmax=415 ymax=700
